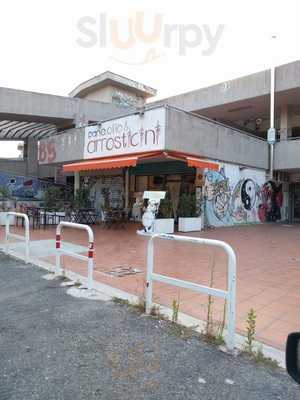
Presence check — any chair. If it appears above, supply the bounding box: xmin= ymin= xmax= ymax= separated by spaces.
xmin=26 ymin=207 xmax=41 ymax=230
xmin=101 ymin=210 xmax=115 ymax=229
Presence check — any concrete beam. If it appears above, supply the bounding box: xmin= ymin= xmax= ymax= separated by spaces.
xmin=0 ymin=86 xmax=134 ymax=124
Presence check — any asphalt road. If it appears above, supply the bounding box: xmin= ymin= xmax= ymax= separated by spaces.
xmin=0 ymin=253 xmax=299 ymax=400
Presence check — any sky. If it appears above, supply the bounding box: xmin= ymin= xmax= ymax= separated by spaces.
xmin=0 ymin=0 xmax=299 ymax=102
xmin=4 ymin=0 xmax=300 ymax=158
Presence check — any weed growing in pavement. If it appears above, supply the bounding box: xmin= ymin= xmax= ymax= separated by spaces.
xmin=201 ymin=252 xmax=226 ymax=346
xmin=242 ymin=346 xmax=280 ymax=370
xmin=167 ymin=322 xmax=196 ymax=339
xmin=112 ymin=296 xmax=146 ymax=314
xmin=205 ymin=253 xmax=215 ymax=337
xmin=171 ymin=296 xmax=180 ymax=323
xmin=112 ymin=297 xmax=130 ymax=306
xmin=245 ymin=308 xmax=257 ymax=353
xmin=241 ymin=309 xmax=279 ymax=369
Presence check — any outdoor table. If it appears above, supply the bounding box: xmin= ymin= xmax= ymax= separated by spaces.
xmin=39 ymin=209 xmax=66 ymax=227
xmin=25 ymin=207 xmax=66 ymax=229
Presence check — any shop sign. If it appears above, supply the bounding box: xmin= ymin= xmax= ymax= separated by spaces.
xmin=84 ymin=107 xmax=166 ymax=159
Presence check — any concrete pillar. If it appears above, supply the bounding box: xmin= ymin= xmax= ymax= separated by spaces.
xmin=26 ymin=138 xmax=39 ymax=177
xmin=74 ymin=171 xmax=80 ymax=195
xmin=279 ymin=105 xmax=292 ymax=140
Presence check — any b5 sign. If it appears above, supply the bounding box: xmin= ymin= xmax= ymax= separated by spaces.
xmin=38 ymin=140 xmax=57 ymax=163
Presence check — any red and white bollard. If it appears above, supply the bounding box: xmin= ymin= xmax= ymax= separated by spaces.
xmin=55 ymin=222 xmax=95 ymax=290
xmin=87 ymin=241 xmax=94 ymax=290
xmin=55 ymin=233 xmax=61 ymax=275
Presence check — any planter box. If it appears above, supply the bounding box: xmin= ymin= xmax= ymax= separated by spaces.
xmin=178 ymin=217 xmax=202 ymax=232
xmin=0 ymin=212 xmax=15 ymax=226
xmin=153 ymin=218 xmax=174 ymax=234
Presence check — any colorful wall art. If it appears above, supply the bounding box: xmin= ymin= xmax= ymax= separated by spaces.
xmin=0 ymin=172 xmax=56 ymax=201
xmin=204 ymin=163 xmax=282 ymax=227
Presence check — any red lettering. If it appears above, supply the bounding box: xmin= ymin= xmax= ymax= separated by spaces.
xmin=39 ymin=142 xmax=46 ymax=162
xmin=47 ymin=140 xmax=56 ymax=163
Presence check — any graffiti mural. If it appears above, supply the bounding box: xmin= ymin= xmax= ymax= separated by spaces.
xmin=204 ymin=164 xmax=278 ymax=227
xmin=205 ymin=169 xmax=232 ymax=225
xmin=0 ymin=172 xmax=56 ymax=201
xmin=259 ymin=181 xmax=283 ymax=222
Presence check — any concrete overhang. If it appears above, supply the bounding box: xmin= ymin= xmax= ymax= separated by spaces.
xmin=0 ymin=86 xmax=137 ymax=141
xmin=69 ymin=71 xmax=157 ymax=99
xmin=39 ymin=105 xmax=269 ymax=170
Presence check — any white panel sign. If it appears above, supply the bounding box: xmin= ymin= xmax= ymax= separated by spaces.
xmin=143 ymin=191 xmax=166 ymax=200
xmin=84 ymin=107 xmax=166 ymax=159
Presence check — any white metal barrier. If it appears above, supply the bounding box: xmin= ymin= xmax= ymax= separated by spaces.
xmin=56 ymin=222 xmax=94 ymax=289
xmin=146 ymin=233 xmax=237 ymax=351
xmin=5 ymin=212 xmax=30 ymax=263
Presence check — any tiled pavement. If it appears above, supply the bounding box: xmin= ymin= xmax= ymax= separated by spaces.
xmin=1 ymin=222 xmax=300 ymax=350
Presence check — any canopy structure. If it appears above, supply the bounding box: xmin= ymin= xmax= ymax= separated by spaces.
xmin=63 ymin=155 xmax=139 ymax=172
xmin=62 ymin=151 xmax=219 ymax=172
xmin=0 ymin=120 xmax=57 ymax=140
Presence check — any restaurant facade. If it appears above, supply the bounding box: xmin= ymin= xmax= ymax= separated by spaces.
xmin=39 ymin=103 xmax=281 ymax=229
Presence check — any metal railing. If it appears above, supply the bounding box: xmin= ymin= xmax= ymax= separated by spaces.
xmin=5 ymin=212 xmax=30 ymax=263
xmin=145 ymin=233 xmax=237 ymax=351
xmin=56 ymin=222 xmax=94 ymax=289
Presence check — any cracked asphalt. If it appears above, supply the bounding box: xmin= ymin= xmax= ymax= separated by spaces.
xmin=0 ymin=253 xmax=300 ymax=400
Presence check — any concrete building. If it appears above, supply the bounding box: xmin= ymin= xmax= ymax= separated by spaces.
xmin=1 ymin=62 xmax=300 ymax=225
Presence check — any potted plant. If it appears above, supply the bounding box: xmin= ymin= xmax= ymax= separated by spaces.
xmin=74 ymin=187 xmax=91 ymax=209
xmin=43 ymin=186 xmax=64 ymax=211
xmin=178 ymin=193 xmax=202 ymax=232
xmin=0 ymin=186 xmax=15 ymax=226
xmin=154 ymin=195 xmax=174 ymax=233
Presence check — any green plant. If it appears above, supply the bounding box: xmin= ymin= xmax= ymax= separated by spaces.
xmin=167 ymin=322 xmax=196 ymax=339
xmin=171 ymin=298 xmax=180 ymax=323
xmin=74 ymin=187 xmax=91 ymax=209
xmin=43 ymin=186 xmax=64 ymax=211
xmin=252 ymin=348 xmax=279 ymax=369
xmin=112 ymin=297 xmax=130 ymax=306
xmin=158 ymin=195 xmax=174 ymax=219
xmin=245 ymin=308 xmax=257 ymax=353
xmin=215 ymin=300 xmax=227 ymax=345
xmin=178 ymin=193 xmax=197 ymax=218
xmin=0 ymin=186 xmax=11 ymax=200
xmin=205 ymin=253 xmax=216 ymax=338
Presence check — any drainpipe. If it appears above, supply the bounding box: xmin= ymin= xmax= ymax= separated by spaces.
xmin=267 ymin=36 xmax=277 ymax=180
xmin=269 ymin=66 xmax=275 ymax=180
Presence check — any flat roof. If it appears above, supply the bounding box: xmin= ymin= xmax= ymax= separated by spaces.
xmin=69 ymin=71 xmax=157 ymax=99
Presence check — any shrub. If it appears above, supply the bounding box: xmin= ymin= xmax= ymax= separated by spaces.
xmin=43 ymin=186 xmax=64 ymax=211
xmin=158 ymin=196 xmax=174 ymax=218
xmin=74 ymin=187 xmax=91 ymax=209
xmin=178 ymin=193 xmax=196 ymax=218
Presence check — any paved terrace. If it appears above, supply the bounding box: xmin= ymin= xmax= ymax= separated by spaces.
xmin=1 ymin=223 xmax=300 ymax=350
